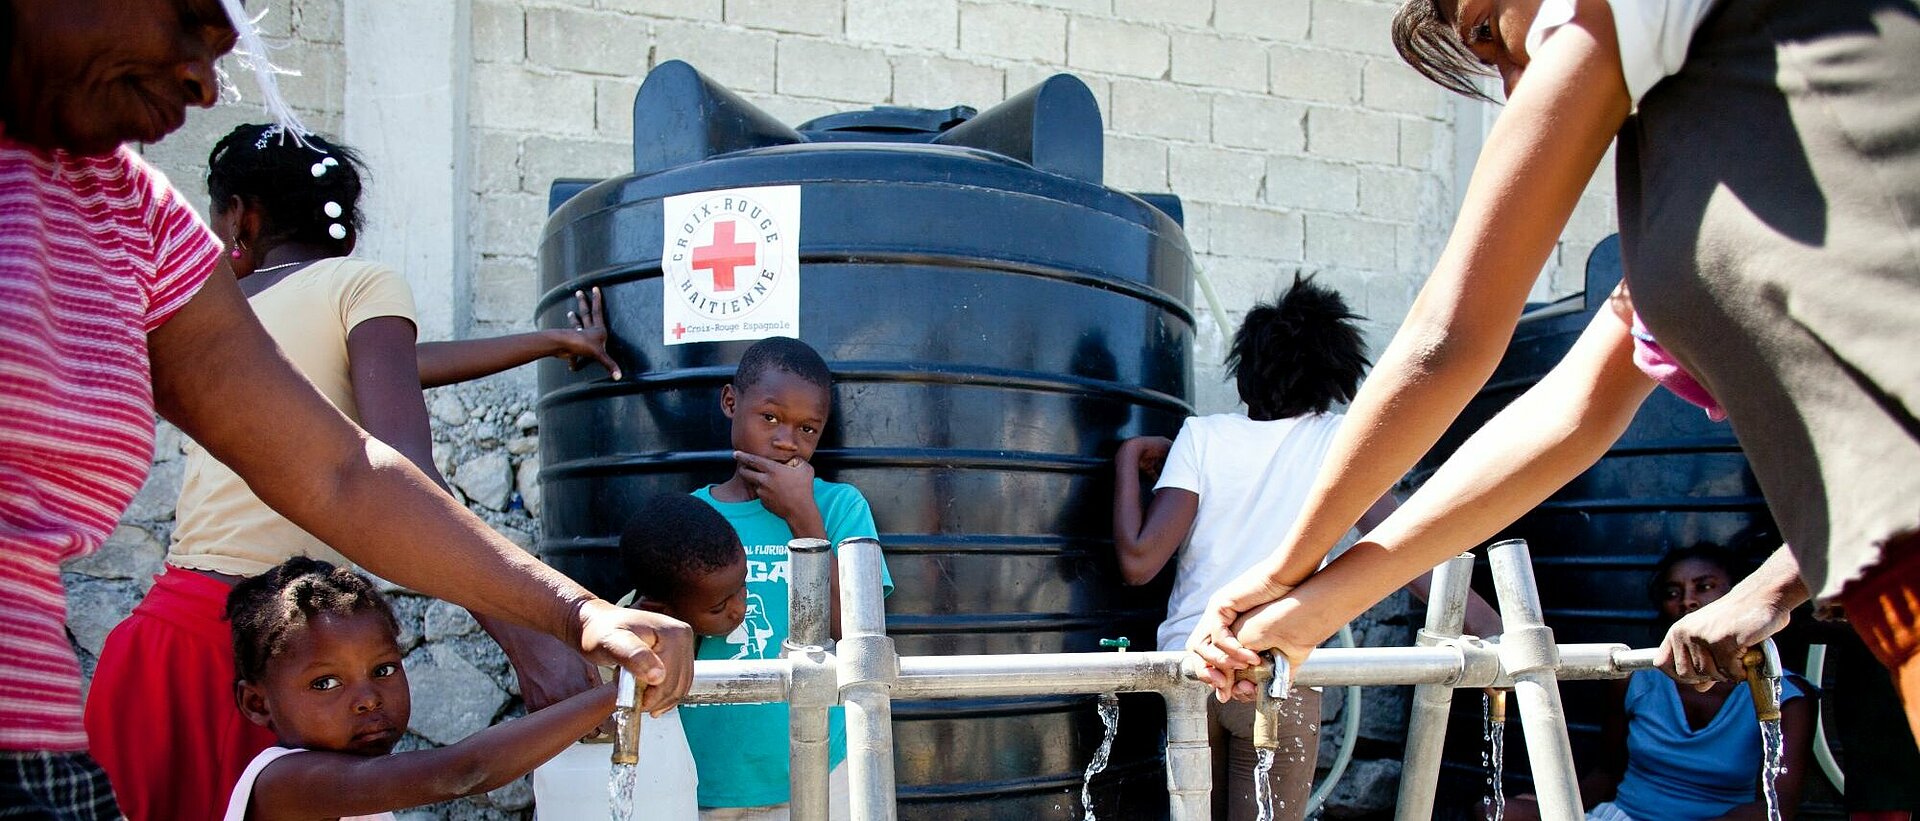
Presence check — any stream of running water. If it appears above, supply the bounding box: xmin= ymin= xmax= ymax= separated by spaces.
xmin=1079 ymin=693 xmax=1120 ymax=821
xmin=1481 ymin=692 xmax=1506 ymax=821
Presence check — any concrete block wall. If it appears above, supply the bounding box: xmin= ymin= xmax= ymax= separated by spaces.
xmin=77 ymin=1 xmax=1622 ymax=818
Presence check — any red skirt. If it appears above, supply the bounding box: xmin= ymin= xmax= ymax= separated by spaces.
xmin=84 ymin=567 xmax=278 ymax=821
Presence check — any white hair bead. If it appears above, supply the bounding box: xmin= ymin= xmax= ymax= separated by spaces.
xmin=329 ymin=223 xmax=348 ymax=240
xmin=322 ymin=157 xmax=339 ymax=168
xmin=310 ymin=162 xmax=327 ymax=178
xmin=323 ymin=201 xmax=343 ymax=218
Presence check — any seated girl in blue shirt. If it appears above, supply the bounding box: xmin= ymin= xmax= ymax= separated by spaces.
xmin=1508 ymin=545 xmax=1815 ymax=821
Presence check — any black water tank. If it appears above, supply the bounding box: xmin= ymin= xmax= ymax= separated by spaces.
xmin=1410 ymin=236 xmax=1801 ymax=817
xmin=534 ymin=62 xmax=1193 ymax=819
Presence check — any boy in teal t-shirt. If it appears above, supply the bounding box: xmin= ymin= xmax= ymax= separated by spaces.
xmin=685 ymin=336 xmax=892 ymax=815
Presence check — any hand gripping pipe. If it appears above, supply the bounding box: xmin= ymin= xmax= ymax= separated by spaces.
xmin=1396 ymin=552 xmax=1477 ymax=821
xmin=1489 ymin=539 xmax=1583 ymax=821
xmin=786 ymin=538 xmax=835 ymax=821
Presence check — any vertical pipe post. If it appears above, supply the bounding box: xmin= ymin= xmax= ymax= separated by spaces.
xmin=1488 ymin=539 xmax=1582 ymax=821
xmin=837 ymin=537 xmax=898 ymax=821
xmin=786 ymin=538 xmax=834 ymax=821
xmin=1396 ymin=552 xmax=1477 ymax=821
xmin=1161 ymin=684 xmax=1213 ymax=821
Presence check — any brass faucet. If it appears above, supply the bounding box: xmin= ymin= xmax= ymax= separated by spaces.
xmin=612 ymin=668 xmax=643 ymax=766
xmin=1742 ymin=639 xmax=1783 ymax=722
xmin=1252 ymin=653 xmax=1293 ymax=751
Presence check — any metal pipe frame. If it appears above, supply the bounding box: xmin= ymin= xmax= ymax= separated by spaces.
xmin=1490 ymin=539 xmax=1584 ymax=821
xmin=1397 ymin=552 xmax=1477 ymax=821
xmin=634 ymin=535 xmax=1675 ymax=821
xmin=787 ymin=538 xmax=835 ymax=821
xmin=838 ymin=538 xmax=899 ymax=821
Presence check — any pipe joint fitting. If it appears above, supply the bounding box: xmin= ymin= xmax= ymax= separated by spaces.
xmin=1447 ymin=636 xmax=1505 ymax=689
xmin=1497 ymin=625 xmax=1560 ymax=677
xmin=837 ymin=634 xmax=899 ymax=689
xmin=786 ymin=644 xmax=839 ymax=709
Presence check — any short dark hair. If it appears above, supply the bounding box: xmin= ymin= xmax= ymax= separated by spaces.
xmin=1227 ymin=274 xmax=1371 ymax=421
xmin=226 ymin=557 xmax=401 ymax=683
xmin=620 ymin=493 xmax=744 ymax=602
xmin=1391 ymin=0 xmax=1497 ymax=102
xmin=207 ymin=123 xmax=369 ymax=254
xmin=1647 ymin=544 xmax=1749 ymax=605
xmin=734 ymin=336 xmax=831 ymax=394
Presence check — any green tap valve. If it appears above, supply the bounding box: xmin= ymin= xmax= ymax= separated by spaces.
xmin=1099 ymin=637 xmax=1131 ymax=652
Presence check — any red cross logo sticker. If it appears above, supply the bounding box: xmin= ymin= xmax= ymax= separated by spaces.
xmin=691 ymin=221 xmax=757 ymax=292
xmin=672 ymin=323 xmax=687 ymax=340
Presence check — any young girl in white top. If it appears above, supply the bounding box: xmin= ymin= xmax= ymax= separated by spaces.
xmin=1112 ymin=276 xmax=1500 ymax=821
xmin=220 ymin=557 xmax=615 ymax=821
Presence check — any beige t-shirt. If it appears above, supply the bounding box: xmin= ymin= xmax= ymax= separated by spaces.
xmin=167 ymin=257 xmax=416 ymax=577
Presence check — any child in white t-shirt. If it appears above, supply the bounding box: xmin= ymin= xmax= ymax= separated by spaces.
xmin=1112 ymin=275 xmax=1500 ymax=821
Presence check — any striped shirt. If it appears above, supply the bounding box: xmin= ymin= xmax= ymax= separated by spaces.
xmin=1 ymin=135 xmax=219 ymax=751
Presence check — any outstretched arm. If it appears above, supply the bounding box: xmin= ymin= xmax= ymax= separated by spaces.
xmin=350 ymin=314 xmax=601 ymax=711
xmin=247 ymin=683 xmax=617 ymax=820
xmin=415 ymin=288 xmax=621 ymax=387
xmin=1112 ymin=436 xmax=1197 ymax=586
xmin=1222 ymin=291 xmax=1655 ymax=676
xmin=149 ymin=270 xmax=690 ymax=712
xmin=1188 ymin=5 xmax=1632 ymax=689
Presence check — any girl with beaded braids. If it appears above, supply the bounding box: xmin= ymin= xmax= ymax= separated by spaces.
xmin=82 ymin=124 xmax=621 ymax=821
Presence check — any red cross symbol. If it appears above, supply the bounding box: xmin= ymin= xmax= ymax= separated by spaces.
xmin=691 ymin=221 xmax=756 ymax=292
xmin=672 ymin=323 xmax=687 ymax=340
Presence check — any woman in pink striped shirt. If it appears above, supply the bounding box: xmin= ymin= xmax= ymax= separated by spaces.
xmin=0 ymin=4 xmax=692 ymax=818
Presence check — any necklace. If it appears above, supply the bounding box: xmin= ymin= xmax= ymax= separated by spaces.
xmin=250 ymin=260 xmax=311 ymax=275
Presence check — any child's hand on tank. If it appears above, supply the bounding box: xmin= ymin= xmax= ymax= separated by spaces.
xmin=555 ymin=287 xmax=621 ymax=380
xmin=733 ymin=451 xmax=827 ymax=537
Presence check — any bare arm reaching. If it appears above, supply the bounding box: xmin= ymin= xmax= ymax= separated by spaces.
xmin=246 ymin=684 xmax=617 ymax=820
xmin=149 ymin=269 xmax=689 ymax=713
xmin=1111 ymin=436 xmax=1198 ymax=586
xmin=415 ymin=288 xmax=621 ymax=387
xmin=1188 ymin=3 xmax=1633 ymax=689
xmin=1214 ymin=288 xmax=1654 ymax=689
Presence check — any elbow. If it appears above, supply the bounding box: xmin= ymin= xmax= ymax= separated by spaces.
xmin=431 ymin=755 xmax=505 ymax=801
xmin=1117 ymin=556 xmax=1158 ymax=587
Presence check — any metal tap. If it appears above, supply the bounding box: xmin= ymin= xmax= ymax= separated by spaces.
xmin=1742 ymin=639 xmax=1783 ymax=722
xmin=1252 ymin=652 xmax=1293 ymax=751
xmin=1489 ymin=689 xmax=1508 ymax=724
xmin=612 ymin=668 xmax=643 ymax=766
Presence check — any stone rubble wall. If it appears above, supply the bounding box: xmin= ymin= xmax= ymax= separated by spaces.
xmin=64 ymin=1 xmax=1628 ymax=818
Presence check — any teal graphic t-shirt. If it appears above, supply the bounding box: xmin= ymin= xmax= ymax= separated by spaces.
xmin=684 ymin=479 xmax=892 ymax=808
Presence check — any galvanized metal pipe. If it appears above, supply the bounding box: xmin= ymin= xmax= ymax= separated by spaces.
xmin=1397 ymin=552 xmax=1477 ymax=821
xmin=837 ymin=538 xmax=898 ymax=821
xmin=1490 ymin=540 xmax=1583 ymax=821
xmin=789 ymin=538 xmax=833 ymax=649
xmin=787 ymin=539 xmax=835 ymax=821
xmin=684 ymin=659 xmax=788 ymax=705
xmin=1160 ymin=684 xmax=1213 ymax=821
